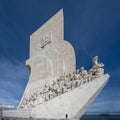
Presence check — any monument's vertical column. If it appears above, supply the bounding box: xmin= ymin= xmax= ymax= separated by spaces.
xmin=18 ymin=9 xmax=76 ymax=109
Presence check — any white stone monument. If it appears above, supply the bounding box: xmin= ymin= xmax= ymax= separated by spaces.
xmin=3 ymin=9 xmax=109 ymax=120
xmin=18 ymin=9 xmax=75 ymax=109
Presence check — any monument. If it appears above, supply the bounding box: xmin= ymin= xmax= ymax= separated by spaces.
xmin=3 ymin=9 xmax=109 ymax=120
xmin=18 ymin=9 xmax=75 ymax=109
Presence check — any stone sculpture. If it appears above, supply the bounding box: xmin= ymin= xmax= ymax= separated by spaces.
xmin=19 ymin=55 xmax=106 ymax=109
xmin=89 ymin=56 xmax=104 ymax=77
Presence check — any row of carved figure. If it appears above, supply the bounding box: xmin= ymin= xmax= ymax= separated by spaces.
xmin=20 ymin=56 xmax=104 ymax=109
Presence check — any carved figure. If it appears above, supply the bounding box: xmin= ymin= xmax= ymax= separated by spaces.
xmin=89 ymin=56 xmax=104 ymax=77
xmin=65 ymin=75 xmax=70 ymax=83
xmin=57 ymin=86 xmax=61 ymax=96
xmin=48 ymin=90 xmax=53 ymax=99
xmin=38 ymin=96 xmax=44 ymax=104
xmin=90 ymin=56 xmax=104 ymax=77
xmin=21 ymin=98 xmax=28 ymax=108
xmin=76 ymin=69 xmax=80 ymax=74
xmin=92 ymin=56 xmax=104 ymax=68
xmin=80 ymin=67 xmax=87 ymax=78
xmin=75 ymin=72 xmax=80 ymax=80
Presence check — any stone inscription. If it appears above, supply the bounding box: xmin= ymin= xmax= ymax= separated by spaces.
xmin=35 ymin=32 xmax=52 ymax=55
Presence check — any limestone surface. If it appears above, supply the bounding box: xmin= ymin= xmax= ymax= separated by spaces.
xmin=18 ymin=9 xmax=75 ymax=109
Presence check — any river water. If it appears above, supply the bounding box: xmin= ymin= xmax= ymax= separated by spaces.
xmin=81 ymin=115 xmax=120 ymax=120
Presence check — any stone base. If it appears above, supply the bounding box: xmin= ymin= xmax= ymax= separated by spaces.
xmin=2 ymin=109 xmax=31 ymax=118
xmin=2 ymin=117 xmax=65 ymax=120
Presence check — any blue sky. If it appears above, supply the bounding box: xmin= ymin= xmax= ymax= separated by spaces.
xmin=0 ymin=0 xmax=120 ymax=112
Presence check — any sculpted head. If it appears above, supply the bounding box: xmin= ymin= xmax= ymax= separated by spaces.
xmin=80 ymin=67 xmax=84 ymax=70
xmin=94 ymin=56 xmax=98 ymax=61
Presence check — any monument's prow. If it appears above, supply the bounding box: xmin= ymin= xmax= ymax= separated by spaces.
xmin=2 ymin=9 xmax=110 ymax=120
xmin=31 ymin=74 xmax=109 ymax=119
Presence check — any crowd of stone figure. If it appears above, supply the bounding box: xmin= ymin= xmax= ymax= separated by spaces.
xmin=20 ymin=56 xmax=104 ymax=109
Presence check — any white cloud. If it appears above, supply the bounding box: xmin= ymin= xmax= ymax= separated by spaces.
xmin=0 ymin=58 xmax=29 ymax=106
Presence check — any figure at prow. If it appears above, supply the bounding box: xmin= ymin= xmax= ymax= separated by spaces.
xmin=89 ymin=56 xmax=104 ymax=77
xmin=92 ymin=56 xmax=104 ymax=68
